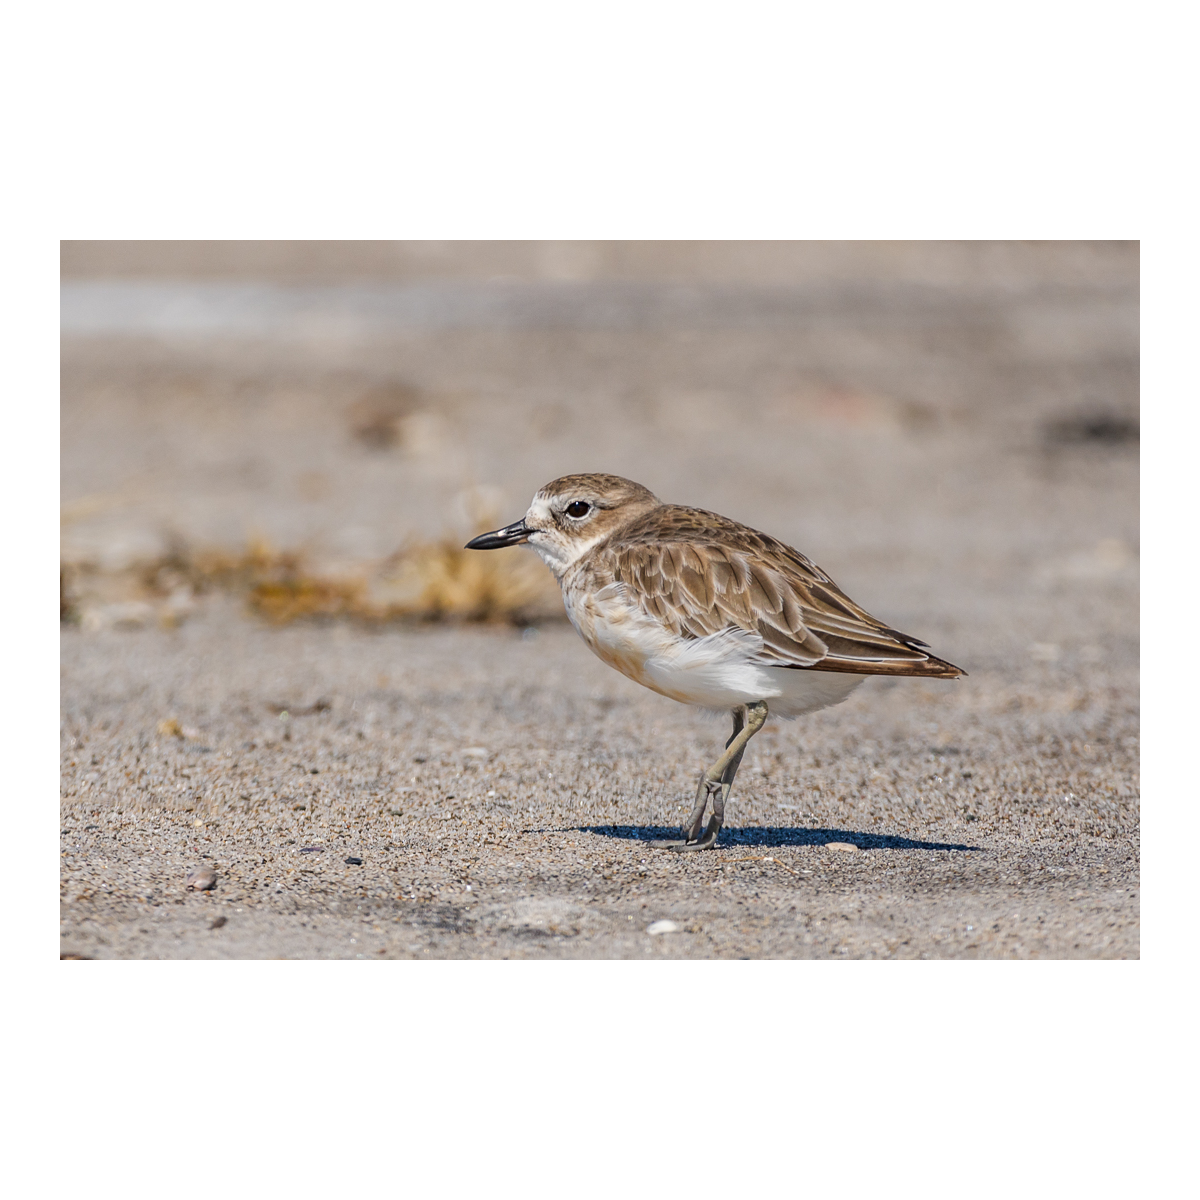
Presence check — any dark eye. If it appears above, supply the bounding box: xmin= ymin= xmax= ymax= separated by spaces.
xmin=566 ymin=500 xmax=591 ymax=519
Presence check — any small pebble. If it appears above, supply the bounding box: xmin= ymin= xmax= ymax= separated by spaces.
xmin=462 ymin=747 xmax=489 ymax=759
xmin=300 ymin=846 xmax=323 ymax=853
xmin=647 ymin=920 xmax=679 ymax=935
xmin=185 ymin=866 xmax=217 ymax=891
xmin=345 ymin=856 xmax=363 ymax=866
xmin=209 ymin=916 xmax=227 ymax=930
xmin=825 ymin=842 xmax=860 ymax=854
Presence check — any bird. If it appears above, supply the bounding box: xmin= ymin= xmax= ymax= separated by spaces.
xmin=466 ymin=473 xmax=965 ymax=851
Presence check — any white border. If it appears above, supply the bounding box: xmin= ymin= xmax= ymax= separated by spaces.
xmin=8 ymin=3 xmax=1179 ymax=1194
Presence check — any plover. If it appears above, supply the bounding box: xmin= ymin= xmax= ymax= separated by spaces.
xmin=467 ymin=473 xmax=964 ymax=851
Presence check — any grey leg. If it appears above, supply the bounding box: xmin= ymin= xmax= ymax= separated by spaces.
xmin=651 ymin=701 xmax=769 ymax=852
xmin=679 ymin=708 xmax=745 ymax=841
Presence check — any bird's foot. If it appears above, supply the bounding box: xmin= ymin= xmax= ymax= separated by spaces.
xmin=668 ymin=815 xmax=722 ymax=852
xmin=650 ymin=814 xmax=722 ymax=852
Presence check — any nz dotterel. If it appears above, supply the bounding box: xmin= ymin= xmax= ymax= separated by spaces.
xmin=467 ymin=473 xmax=965 ymax=852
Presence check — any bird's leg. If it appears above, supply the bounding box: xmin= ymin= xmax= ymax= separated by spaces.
xmin=652 ymin=701 xmax=769 ymax=852
xmin=652 ymin=710 xmax=743 ymax=848
xmin=679 ymin=708 xmax=745 ymax=841
xmin=673 ymin=701 xmax=767 ymax=852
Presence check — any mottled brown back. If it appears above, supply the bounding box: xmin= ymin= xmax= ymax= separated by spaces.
xmin=579 ymin=504 xmax=965 ymax=678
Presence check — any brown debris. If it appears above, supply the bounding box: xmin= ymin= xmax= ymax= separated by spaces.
xmin=346 ymin=381 xmax=420 ymax=448
xmin=63 ymin=527 xmax=562 ymax=631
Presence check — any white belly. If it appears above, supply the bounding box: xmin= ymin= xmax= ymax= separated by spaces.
xmin=562 ymin=580 xmax=866 ymax=718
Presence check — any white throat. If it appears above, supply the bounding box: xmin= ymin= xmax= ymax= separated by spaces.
xmin=525 ymin=497 xmax=609 ymax=579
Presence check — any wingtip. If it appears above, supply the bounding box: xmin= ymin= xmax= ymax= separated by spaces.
xmin=914 ymin=652 xmax=967 ymax=679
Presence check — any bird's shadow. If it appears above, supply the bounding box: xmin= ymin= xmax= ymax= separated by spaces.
xmin=573 ymin=825 xmax=981 ymax=852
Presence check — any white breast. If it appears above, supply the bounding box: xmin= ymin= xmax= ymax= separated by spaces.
xmin=560 ymin=578 xmax=865 ymax=718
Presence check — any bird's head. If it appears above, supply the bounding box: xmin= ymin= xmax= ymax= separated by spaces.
xmin=465 ymin=473 xmax=660 ymax=577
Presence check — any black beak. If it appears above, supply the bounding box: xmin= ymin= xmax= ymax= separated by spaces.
xmin=464 ymin=519 xmax=532 ymax=550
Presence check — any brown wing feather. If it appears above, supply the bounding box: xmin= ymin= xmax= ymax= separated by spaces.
xmin=594 ymin=505 xmax=965 ymax=679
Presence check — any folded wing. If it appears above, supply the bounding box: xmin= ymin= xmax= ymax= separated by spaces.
xmin=598 ymin=509 xmax=965 ymax=679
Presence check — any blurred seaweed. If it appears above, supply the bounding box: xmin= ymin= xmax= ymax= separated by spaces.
xmin=61 ymin=526 xmax=561 ymax=630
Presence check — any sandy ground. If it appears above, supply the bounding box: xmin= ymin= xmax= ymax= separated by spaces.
xmin=60 ymin=603 xmax=1137 ymax=959
xmin=59 ymin=241 xmax=1139 ymax=958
